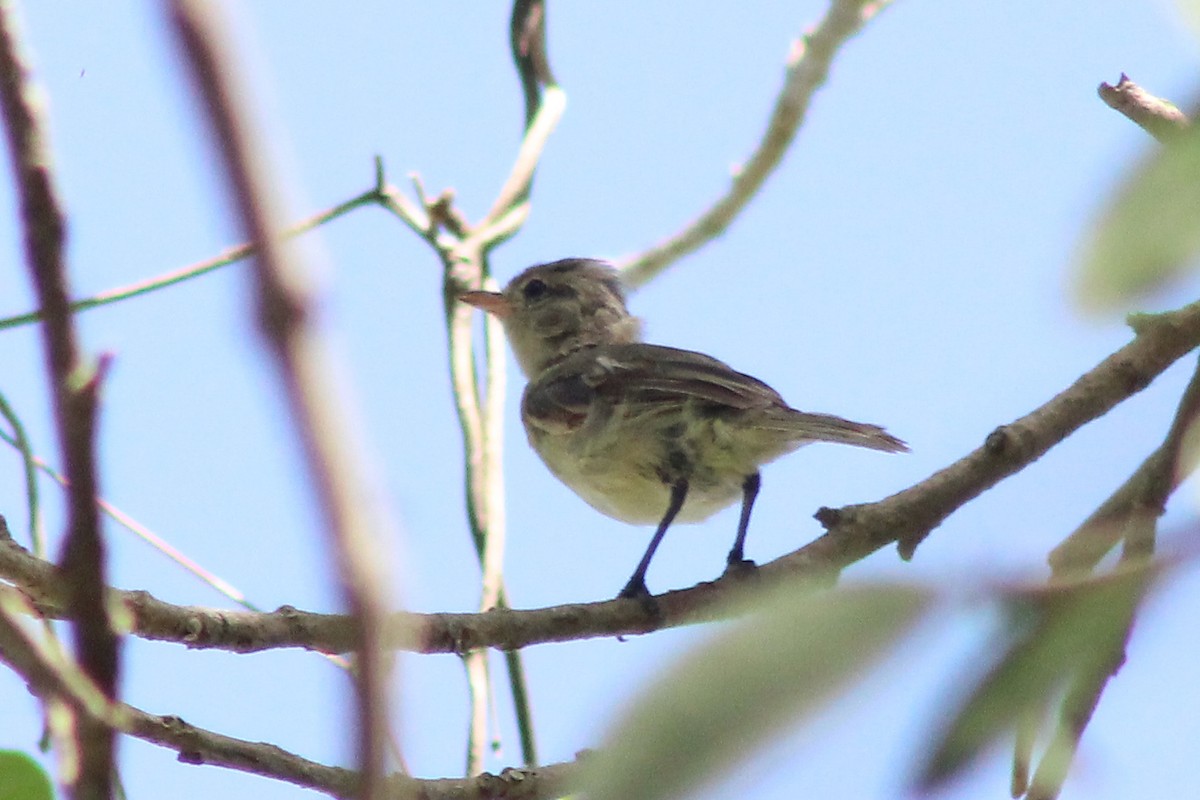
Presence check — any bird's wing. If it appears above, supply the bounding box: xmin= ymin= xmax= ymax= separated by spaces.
xmin=522 ymin=344 xmax=785 ymax=433
xmin=587 ymin=344 xmax=787 ymax=410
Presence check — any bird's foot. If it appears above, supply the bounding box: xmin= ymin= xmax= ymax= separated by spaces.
xmin=722 ymin=556 xmax=758 ymax=580
xmin=617 ymin=577 xmax=663 ymax=616
xmin=618 ymin=576 xmax=651 ymax=600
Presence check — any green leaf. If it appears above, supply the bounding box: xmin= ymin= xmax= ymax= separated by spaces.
xmin=915 ymin=567 xmax=1147 ymax=792
xmin=0 ymin=750 xmax=54 ymax=800
xmin=1075 ymin=125 xmax=1200 ymax=311
xmin=579 ymin=582 xmax=931 ymax=800
xmin=1176 ymin=0 xmax=1200 ymax=41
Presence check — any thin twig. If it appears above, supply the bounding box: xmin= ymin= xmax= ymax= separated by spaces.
xmin=475 ymin=0 xmax=558 ymax=232
xmin=429 ymin=0 xmax=565 ymax=768
xmin=0 ymin=388 xmax=43 ymax=554
xmin=1097 ymin=74 xmax=1191 ymax=143
xmin=464 ymin=652 xmax=492 ymax=776
xmin=510 ymin=0 xmax=553 ymax=128
xmin=1014 ymin=359 xmax=1200 ymax=799
xmin=0 ymin=580 xmax=545 ymax=800
xmin=473 ymin=0 xmax=562 ymax=244
xmin=0 ymin=3 xmax=118 ymax=797
xmin=480 ymin=269 xmax=508 ymax=613
xmin=1049 ymin=353 xmax=1200 ymax=573
xmin=168 ymin=3 xmax=396 ymax=797
xmin=618 ymin=0 xmax=892 ymax=287
xmin=0 ymin=427 xmax=258 ymax=607
xmin=475 ymin=87 xmax=566 ymax=242
xmin=0 ymin=176 xmax=390 ymax=331
xmin=440 ymin=244 xmax=496 ymax=772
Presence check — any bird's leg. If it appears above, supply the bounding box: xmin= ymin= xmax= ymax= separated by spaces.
xmin=619 ymin=479 xmax=688 ymax=599
xmin=725 ymin=472 xmax=761 ymax=574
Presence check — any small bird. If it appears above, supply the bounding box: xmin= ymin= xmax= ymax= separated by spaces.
xmin=461 ymin=258 xmax=907 ymax=598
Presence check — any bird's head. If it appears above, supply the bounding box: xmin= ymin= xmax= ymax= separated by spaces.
xmin=460 ymin=258 xmax=642 ymax=376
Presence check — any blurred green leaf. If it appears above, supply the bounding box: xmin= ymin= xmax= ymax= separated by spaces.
xmin=579 ymin=582 xmax=931 ymax=800
xmin=1176 ymin=0 xmax=1200 ymax=41
xmin=916 ymin=567 xmax=1148 ymax=793
xmin=0 ymin=750 xmax=54 ymax=800
xmin=1075 ymin=124 xmax=1200 ymax=311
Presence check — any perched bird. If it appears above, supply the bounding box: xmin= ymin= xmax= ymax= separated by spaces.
xmin=461 ymin=258 xmax=907 ymax=598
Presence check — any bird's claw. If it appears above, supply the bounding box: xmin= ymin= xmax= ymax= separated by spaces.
xmin=722 ymin=557 xmax=758 ymax=579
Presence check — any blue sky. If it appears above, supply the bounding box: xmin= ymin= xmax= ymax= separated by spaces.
xmin=1 ymin=2 xmax=1199 ymax=799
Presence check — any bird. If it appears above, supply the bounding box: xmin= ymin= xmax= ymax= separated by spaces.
xmin=460 ymin=258 xmax=907 ymax=598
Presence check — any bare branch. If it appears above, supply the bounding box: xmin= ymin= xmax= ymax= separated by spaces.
xmin=1050 ymin=353 xmax=1200 ymax=573
xmin=0 ymin=171 xmax=392 ymax=331
xmin=167 ymin=3 xmax=396 ymax=796
xmin=471 ymin=1 xmax=564 ymax=243
xmin=1012 ymin=358 xmax=1200 ymax=799
xmin=475 ymin=86 xmax=567 ymax=242
xmin=4 ymin=295 xmax=1200 ymax=660
xmin=876 ymin=303 xmax=1200 ymax=560
xmin=1098 ymin=74 xmax=1191 ymax=143
xmin=510 ymin=0 xmax=555 ymax=127
xmin=0 ymin=579 xmax=576 ymax=798
xmin=0 ymin=388 xmax=43 ymax=554
xmin=618 ymin=0 xmax=892 ymax=287
xmin=0 ymin=2 xmax=118 ymax=796
xmin=6 ymin=294 xmax=1200 ymax=668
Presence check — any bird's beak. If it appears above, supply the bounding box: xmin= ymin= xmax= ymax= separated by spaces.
xmin=459 ymin=290 xmax=512 ymax=318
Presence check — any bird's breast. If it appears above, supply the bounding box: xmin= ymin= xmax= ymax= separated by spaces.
xmin=523 ymin=403 xmax=759 ymax=525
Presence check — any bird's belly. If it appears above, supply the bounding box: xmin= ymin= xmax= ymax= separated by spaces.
xmin=528 ymin=422 xmax=747 ymax=525
xmin=560 ymin=464 xmax=742 ymax=525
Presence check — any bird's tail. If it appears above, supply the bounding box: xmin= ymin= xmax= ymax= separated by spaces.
xmin=763 ymin=410 xmax=909 ymax=453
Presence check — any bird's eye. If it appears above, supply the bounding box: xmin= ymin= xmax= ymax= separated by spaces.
xmin=523 ymin=278 xmax=548 ymax=301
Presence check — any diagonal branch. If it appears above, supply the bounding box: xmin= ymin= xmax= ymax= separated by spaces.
xmin=1049 ymin=353 xmax=1200 ymax=574
xmin=0 ymin=580 xmax=575 ymax=799
xmin=168 ymin=3 xmax=397 ymax=797
xmin=1097 ymin=74 xmax=1191 ymax=143
xmin=6 ymin=295 xmax=1200 ymax=661
xmin=1012 ymin=358 xmax=1200 ymax=799
xmin=618 ymin=0 xmax=892 ymax=288
xmin=0 ymin=2 xmax=118 ymax=797
xmin=0 ymin=167 xmax=394 ymax=331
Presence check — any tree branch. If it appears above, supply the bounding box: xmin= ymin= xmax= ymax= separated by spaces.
xmin=0 ymin=2 xmax=118 ymax=797
xmin=6 ymin=297 xmax=1200 ymax=662
xmin=0 ymin=166 xmax=394 ymax=331
xmin=1098 ymin=74 xmax=1191 ymax=143
xmin=1049 ymin=353 xmax=1200 ymax=574
xmin=168 ymin=3 xmax=397 ymax=797
xmin=618 ymin=0 xmax=892 ymax=287
xmin=0 ymin=578 xmax=576 ymax=798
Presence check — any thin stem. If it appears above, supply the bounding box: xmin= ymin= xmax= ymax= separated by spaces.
xmin=0 ymin=389 xmax=42 ymax=555
xmin=0 ymin=426 xmax=259 ymax=608
xmin=475 ymin=85 xmax=567 ymax=240
xmin=463 ymin=652 xmax=491 ymax=776
xmin=1049 ymin=354 xmax=1200 ymax=574
xmin=0 ymin=181 xmax=387 ymax=331
xmin=480 ymin=270 xmax=508 ymax=613
xmin=618 ymin=0 xmax=893 ymax=287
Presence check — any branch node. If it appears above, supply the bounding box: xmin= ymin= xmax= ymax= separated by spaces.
xmin=985 ymin=426 xmax=1011 ymax=454
xmin=372 ymin=155 xmax=386 ymax=193
xmin=814 ymin=505 xmax=843 ymax=529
